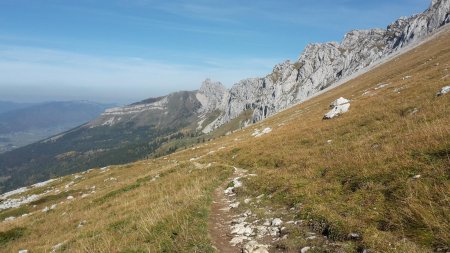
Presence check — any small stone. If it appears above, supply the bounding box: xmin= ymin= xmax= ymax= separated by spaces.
xmin=436 ymin=85 xmax=450 ymax=96
xmin=271 ymin=218 xmax=283 ymax=226
xmin=4 ymin=216 xmax=15 ymax=222
xmin=18 ymin=250 xmax=28 ymax=253
xmin=67 ymin=196 xmax=74 ymax=200
xmin=268 ymin=227 xmax=280 ymax=236
xmin=412 ymin=175 xmax=421 ymax=179
xmin=231 ymin=223 xmax=253 ymax=236
xmin=42 ymin=206 xmax=50 ymax=212
xmin=375 ymin=83 xmax=389 ymax=90
xmin=301 ymin=246 xmax=311 ymax=253
xmin=51 ymin=242 xmax=64 ymax=253
xmin=243 ymin=240 xmax=269 ymax=253
xmin=348 ymin=232 xmax=361 ymax=240
xmin=78 ymin=220 xmax=87 ymax=228
xmin=256 ymin=226 xmax=268 ymax=237
xmin=230 ymin=235 xmax=248 ymax=246
xmin=229 ymin=202 xmax=240 ymax=209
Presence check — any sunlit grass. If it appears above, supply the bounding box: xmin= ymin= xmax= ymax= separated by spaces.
xmin=0 ymin=27 xmax=449 ymax=253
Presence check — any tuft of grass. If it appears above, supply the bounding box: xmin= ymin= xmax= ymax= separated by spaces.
xmin=0 ymin=206 xmax=30 ymax=221
xmin=0 ymin=227 xmax=26 ymax=246
xmin=29 ymin=190 xmax=77 ymax=206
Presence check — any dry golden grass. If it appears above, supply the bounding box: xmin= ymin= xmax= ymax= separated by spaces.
xmin=0 ymin=159 xmax=232 ymax=252
xmin=206 ymin=27 xmax=450 ymax=252
xmin=1 ymin=27 xmax=449 ymax=252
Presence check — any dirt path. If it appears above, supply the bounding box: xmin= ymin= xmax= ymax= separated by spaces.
xmin=207 ymin=166 xmax=348 ymax=253
xmin=208 ymin=178 xmax=240 ymax=253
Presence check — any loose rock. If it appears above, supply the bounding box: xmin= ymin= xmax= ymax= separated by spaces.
xmin=271 ymin=218 xmax=283 ymax=226
xmin=301 ymin=246 xmax=311 ymax=253
xmin=324 ymin=97 xmax=351 ymax=119
xmin=436 ymin=85 xmax=450 ymax=96
xmin=243 ymin=240 xmax=269 ymax=253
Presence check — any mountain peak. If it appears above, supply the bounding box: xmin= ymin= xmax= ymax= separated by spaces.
xmin=196 ymin=79 xmax=228 ymax=115
xmin=199 ymin=79 xmax=227 ymax=94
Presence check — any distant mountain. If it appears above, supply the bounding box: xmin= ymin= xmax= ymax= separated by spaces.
xmin=0 ymin=101 xmax=113 ymax=153
xmin=0 ymin=93 xmax=206 ymax=192
xmin=0 ymin=101 xmax=113 ymax=135
xmin=0 ymin=101 xmax=35 ymax=114
xmin=0 ymin=0 xmax=448 ymax=193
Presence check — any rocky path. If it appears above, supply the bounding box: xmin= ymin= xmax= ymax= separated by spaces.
xmin=208 ymin=176 xmax=241 ymax=253
xmin=207 ymin=166 xmax=346 ymax=253
xmin=208 ymin=167 xmax=273 ymax=253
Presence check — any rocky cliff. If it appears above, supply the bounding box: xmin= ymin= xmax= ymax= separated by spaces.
xmin=88 ymin=0 xmax=449 ymax=134
xmin=199 ymin=0 xmax=450 ymax=132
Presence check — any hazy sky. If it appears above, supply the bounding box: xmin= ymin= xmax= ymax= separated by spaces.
xmin=0 ymin=0 xmax=429 ymax=104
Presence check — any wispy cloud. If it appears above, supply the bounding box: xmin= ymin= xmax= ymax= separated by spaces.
xmin=51 ymin=2 xmax=255 ymax=37
xmin=0 ymin=45 xmax=281 ymax=103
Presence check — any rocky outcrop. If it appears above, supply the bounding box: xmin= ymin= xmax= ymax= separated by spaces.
xmin=196 ymin=79 xmax=228 ymax=114
xmin=199 ymin=0 xmax=450 ymax=133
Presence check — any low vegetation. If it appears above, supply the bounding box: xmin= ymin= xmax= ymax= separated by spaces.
xmin=0 ymin=25 xmax=449 ymax=253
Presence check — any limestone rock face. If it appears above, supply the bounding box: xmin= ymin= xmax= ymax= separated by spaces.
xmin=197 ymin=0 xmax=450 ymax=133
xmin=196 ymin=79 xmax=228 ymax=114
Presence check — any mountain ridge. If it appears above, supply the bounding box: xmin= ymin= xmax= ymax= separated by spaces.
xmin=198 ymin=0 xmax=450 ymax=132
xmin=0 ymin=0 xmax=448 ymax=193
xmin=92 ymin=0 xmax=450 ymax=134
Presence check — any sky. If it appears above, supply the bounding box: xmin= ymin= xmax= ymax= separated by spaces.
xmin=0 ymin=0 xmax=429 ymax=104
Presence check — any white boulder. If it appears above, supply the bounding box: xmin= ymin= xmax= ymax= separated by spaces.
xmin=329 ymin=97 xmax=350 ymax=108
xmin=324 ymin=97 xmax=351 ymax=119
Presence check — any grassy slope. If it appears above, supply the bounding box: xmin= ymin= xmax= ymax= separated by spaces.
xmin=0 ymin=27 xmax=449 ymax=252
xmin=0 ymin=159 xmax=232 ymax=252
xmin=213 ymin=28 xmax=449 ymax=251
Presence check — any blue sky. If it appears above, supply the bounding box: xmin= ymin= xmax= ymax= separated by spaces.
xmin=0 ymin=0 xmax=429 ymax=104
